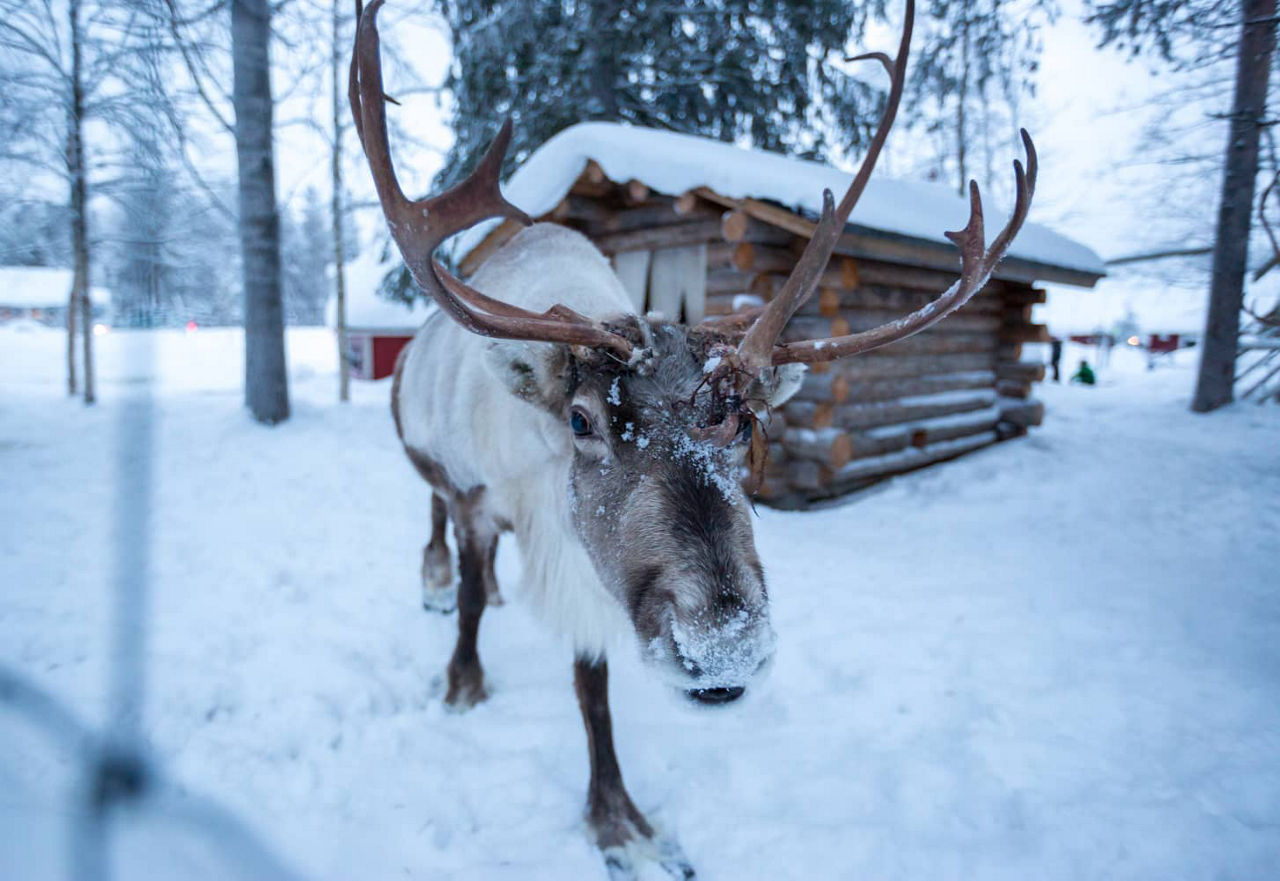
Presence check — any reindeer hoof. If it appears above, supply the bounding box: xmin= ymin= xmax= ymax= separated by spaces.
xmin=421 ymin=543 xmax=454 ymax=611
xmin=421 ymin=583 xmax=458 ymax=614
xmin=600 ymin=834 xmax=696 ymax=880
xmin=590 ymin=796 xmax=695 ymax=880
xmin=444 ymin=660 xmax=487 ymax=710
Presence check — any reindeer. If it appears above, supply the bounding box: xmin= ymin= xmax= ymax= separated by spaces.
xmin=350 ymin=0 xmax=1036 ymax=876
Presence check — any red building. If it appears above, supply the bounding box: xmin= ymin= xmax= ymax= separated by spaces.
xmin=330 ymin=252 xmax=429 ymax=380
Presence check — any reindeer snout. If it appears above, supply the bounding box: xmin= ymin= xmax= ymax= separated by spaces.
xmin=656 ymin=607 xmax=776 ymax=702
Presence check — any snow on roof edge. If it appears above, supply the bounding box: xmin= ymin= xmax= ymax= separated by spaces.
xmin=452 ymin=122 xmax=1106 ymax=282
xmin=326 ymin=247 xmax=433 ymax=329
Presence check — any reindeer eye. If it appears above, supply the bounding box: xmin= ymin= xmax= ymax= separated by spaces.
xmin=570 ymin=408 xmax=593 ymax=437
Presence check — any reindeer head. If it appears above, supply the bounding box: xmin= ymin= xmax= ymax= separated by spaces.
xmin=351 ymin=0 xmax=1037 ymax=703
xmin=476 ymin=255 xmax=805 ymax=699
xmin=559 ymin=327 xmax=797 ymax=700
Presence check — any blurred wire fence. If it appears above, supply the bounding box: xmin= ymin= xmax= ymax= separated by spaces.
xmin=0 ymin=337 xmax=301 ymax=881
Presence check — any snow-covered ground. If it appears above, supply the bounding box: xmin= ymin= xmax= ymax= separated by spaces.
xmin=2 ymin=327 xmax=1278 ymax=880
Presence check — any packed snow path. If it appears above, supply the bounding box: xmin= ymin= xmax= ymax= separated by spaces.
xmin=2 ymin=328 xmax=1277 ymax=879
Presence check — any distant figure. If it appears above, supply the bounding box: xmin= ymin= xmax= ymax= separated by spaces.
xmin=1071 ymin=359 xmax=1096 ymax=386
xmin=1049 ymin=337 xmax=1063 ymax=382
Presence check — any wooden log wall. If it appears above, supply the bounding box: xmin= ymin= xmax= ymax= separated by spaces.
xmin=505 ymin=172 xmax=1051 ymax=508
xmin=695 ymin=219 xmax=1051 ymax=507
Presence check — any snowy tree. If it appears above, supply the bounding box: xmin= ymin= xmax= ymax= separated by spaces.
xmin=1087 ymin=0 xmax=1277 ymax=411
xmin=114 ymin=142 xmax=171 ymax=328
xmin=281 ymin=188 xmax=332 ymax=326
xmin=0 ymin=201 xmax=71 ymax=268
xmin=0 ymin=0 xmax=194 ymax=395
xmin=0 ymin=0 xmax=140 ymax=402
xmin=905 ymin=0 xmax=1057 ymax=197
xmin=437 ymin=0 xmax=890 ymax=187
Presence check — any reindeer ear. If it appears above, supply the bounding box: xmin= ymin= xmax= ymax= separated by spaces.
xmin=747 ymin=363 xmax=806 ymax=413
xmin=483 ymin=339 xmax=572 ymax=412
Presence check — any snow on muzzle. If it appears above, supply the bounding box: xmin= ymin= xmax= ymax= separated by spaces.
xmin=646 ymin=605 xmax=776 ymax=705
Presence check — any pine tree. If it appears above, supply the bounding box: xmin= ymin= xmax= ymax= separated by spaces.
xmin=116 ymin=139 xmax=170 ymax=328
xmin=281 ymin=189 xmax=332 ymax=326
xmin=436 ymin=0 xmax=888 ymax=187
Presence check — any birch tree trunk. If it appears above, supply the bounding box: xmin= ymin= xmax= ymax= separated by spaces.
xmin=69 ymin=0 xmax=94 ymax=404
xmin=956 ymin=13 xmax=970 ymax=197
xmin=66 ymin=283 xmax=78 ymax=397
xmin=232 ymin=0 xmax=290 ymax=424
xmin=1191 ymin=0 xmax=1277 ymax=412
xmin=331 ymin=0 xmax=349 ymax=403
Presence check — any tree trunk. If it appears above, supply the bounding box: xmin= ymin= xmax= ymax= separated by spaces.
xmin=232 ymin=0 xmax=290 ymax=424
xmin=66 ymin=283 xmax=78 ymax=397
xmin=331 ymin=0 xmax=349 ymax=403
xmin=69 ymin=0 xmax=94 ymax=405
xmin=956 ymin=13 xmax=970 ymax=197
xmin=1191 ymin=0 xmax=1277 ymax=412
xmin=79 ymin=284 xmax=94 ymax=405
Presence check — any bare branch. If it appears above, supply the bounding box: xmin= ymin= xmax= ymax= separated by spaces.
xmin=1106 ymin=246 xmax=1214 ymax=266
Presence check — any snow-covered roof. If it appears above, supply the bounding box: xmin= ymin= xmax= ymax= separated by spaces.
xmin=327 ymin=246 xmax=431 ymax=329
xmin=0 ymin=266 xmax=111 ymax=308
xmin=453 ymin=122 xmax=1105 ymax=282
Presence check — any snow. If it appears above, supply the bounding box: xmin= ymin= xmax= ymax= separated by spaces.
xmin=326 ymin=248 xmax=432 ymax=330
xmin=3 ymin=327 xmax=1279 ymax=880
xmin=0 ymin=265 xmax=111 ymax=308
xmin=452 ymin=123 xmax=1106 ymax=279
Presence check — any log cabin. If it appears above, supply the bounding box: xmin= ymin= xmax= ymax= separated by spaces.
xmin=451 ymin=123 xmax=1106 ymax=508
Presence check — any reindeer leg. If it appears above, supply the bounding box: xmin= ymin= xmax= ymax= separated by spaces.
xmin=574 ymin=656 xmax=696 ymax=880
xmin=444 ymin=489 xmax=492 ymax=710
xmin=481 ymin=531 xmax=504 ymax=607
xmin=421 ymin=492 xmax=456 ymax=613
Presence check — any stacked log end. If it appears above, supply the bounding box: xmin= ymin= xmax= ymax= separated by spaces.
xmin=733 ymin=250 xmax=1050 ymax=507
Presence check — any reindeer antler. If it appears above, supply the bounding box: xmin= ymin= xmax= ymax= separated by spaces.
xmin=732 ymin=0 xmax=915 ymax=375
xmin=773 ymin=132 xmax=1037 ymax=364
xmin=352 ymin=0 xmax=1037 ymax=374
xmin=725 ymin=0 xmax=1038 ymax=370
xmin=349 ymin=0 xmax=634 ymax=359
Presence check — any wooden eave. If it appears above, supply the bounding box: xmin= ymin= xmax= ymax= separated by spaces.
xmin=688 ymin=186 xmax=1103 ymax=289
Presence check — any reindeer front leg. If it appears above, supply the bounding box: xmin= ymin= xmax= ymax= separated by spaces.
xmin=444 ymin=488 xmax=494 ymax=709
xmin=573 ymin=657 xmax=695 ymax=880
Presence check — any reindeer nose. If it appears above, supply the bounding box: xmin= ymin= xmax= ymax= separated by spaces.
xmin=685 ymin=685 xmax=745 ymax=705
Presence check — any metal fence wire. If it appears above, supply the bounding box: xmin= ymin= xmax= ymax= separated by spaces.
xmin=0 ymin=338 xmax=302 ymax=881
